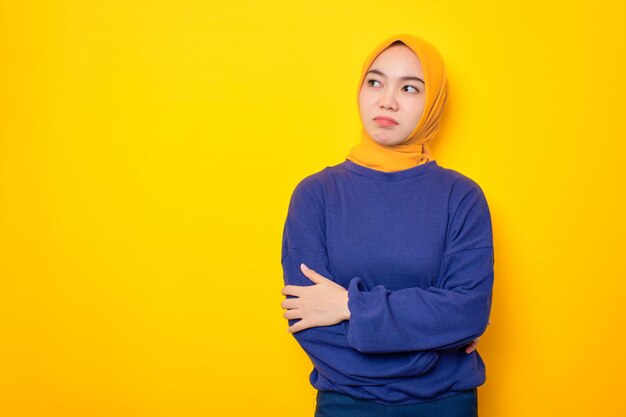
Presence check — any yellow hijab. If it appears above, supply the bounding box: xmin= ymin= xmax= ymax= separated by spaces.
xmin=346 ymin=34 xmax=449 ymax=172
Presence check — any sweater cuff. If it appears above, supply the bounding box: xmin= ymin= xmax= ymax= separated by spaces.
xmin=346 ymin=276 xmax=370 ymax=351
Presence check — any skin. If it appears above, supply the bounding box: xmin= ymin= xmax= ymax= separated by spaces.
xmin=281 ymin=264 xmax=350 ymax=333
xmin=358 ymin=43 xmax=426 ymax=146
xmin=281 ymin=43 xmax=490 ymax=354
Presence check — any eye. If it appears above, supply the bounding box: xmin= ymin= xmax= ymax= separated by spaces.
xmin=367 ymin=79 xmax=381 ymax=87
xmin=403 ymin=85 xmax=420 ymax=93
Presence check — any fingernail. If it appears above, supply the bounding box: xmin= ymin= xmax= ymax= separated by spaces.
xmin=301 ymin=263 xmax=308 ymax=270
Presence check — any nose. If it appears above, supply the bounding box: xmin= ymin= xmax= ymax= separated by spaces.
xmin=378 ymin=88 xmax=399 ymax=111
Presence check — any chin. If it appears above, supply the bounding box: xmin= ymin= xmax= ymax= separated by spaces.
xmin=373 ymin=135 xmax=403 ymax=147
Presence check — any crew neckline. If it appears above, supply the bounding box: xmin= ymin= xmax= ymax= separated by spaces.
xmin=340 ymin=159 xmax=439 ymax=181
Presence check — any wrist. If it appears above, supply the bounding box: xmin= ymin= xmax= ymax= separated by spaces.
xmin=343 ymin=290 xmax=351 ymax=321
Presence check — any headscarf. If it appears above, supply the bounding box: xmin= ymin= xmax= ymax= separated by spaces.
xmin=346 ymin=34 xmax=449 ymax=172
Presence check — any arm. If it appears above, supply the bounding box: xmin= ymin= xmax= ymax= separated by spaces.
xmin=345 ymin=180 xmax=495 ymax=353
xmin=281 ymin=177 xmax=439 ymax=383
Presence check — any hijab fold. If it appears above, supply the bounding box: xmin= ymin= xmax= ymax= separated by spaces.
xmin=346 ymin=34 xmax=449 ymax=172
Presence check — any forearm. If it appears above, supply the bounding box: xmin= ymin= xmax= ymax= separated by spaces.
xmin=345 ymin=247 xmax=494 ymax=353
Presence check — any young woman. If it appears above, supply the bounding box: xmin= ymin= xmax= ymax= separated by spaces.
xmin=280 ymin=34 xmax=494 ymax=417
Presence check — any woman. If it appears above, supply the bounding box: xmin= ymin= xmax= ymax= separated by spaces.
xmin=280 ymin=34 xmax=494 ymax=417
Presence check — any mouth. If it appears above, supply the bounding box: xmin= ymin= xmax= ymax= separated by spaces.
xmin=373 ymin=116 xmax=399 ymax=127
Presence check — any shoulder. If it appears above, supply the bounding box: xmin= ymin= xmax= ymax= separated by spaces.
xmin=287 ymin=165 xmax=337 ymax=211
xmin=431 ymin=163 xmax=482 ymax=192
xmin=430 ymin=164 xmax=492 ymax=228
xmin=433 ymin=166 xmax=494 ymax=250
xmin=290 ymin=162 xmax=344 ymax=199
xmin=433 ymin=164 xmax=489 ymax=205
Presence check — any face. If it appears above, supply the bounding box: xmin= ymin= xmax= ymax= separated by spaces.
xmin=358 ymin=44 xmax=426 ymax=146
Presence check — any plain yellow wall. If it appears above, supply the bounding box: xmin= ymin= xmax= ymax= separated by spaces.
xmin=1 ymin=1 xmax=624 ymax=416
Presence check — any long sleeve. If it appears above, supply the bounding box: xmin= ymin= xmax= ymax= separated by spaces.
xmin=345 ymin=180 xmax=495 ymax=353
xmin=281 ymin=177 xmax=439 ymax=383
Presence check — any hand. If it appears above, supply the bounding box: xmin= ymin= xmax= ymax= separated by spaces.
xmin=281 ymin=263 xmax=350 ymax=334
xmin=465 ymin=319 xmax=491 ymax=354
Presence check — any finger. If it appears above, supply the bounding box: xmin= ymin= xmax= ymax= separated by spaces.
xmin=288 ymin=320 xmax=309 ymax=334
xmin=300 ymin=263 xmax=328 ymax=284
xmin=281 ymin=299 xmax=298 ymax=309
xmin=281 ymin=285 xmax=304 ymax=296
xmin=283 ymin=309 xmax=302 ymax=320
xmin=466 ymin=341 xmax=477 ymax=354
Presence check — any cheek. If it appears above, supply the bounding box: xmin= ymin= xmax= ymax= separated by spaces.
xmin=409 ymin=100 xmax=426 ymax=125
xmin=358 ymin=90 xmax=370 ymax=108
xmin=358 ymin=94 xmax=373 ymax=120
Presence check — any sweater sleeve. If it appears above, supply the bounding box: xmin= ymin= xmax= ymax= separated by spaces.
xmin=281 ymin=177 xmax=439 ymax=383
xmin=345 ymin=180 xmax=495 ymax=353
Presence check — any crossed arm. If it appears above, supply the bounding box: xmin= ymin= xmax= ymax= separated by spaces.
xmin=280 ymin=261 xmax=487 ymax=354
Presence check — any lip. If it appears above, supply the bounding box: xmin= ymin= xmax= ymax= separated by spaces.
xmin=373 ymin=116 xmax=398 ymax=126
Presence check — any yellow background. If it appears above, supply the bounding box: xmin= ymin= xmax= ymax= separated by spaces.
xmin=1 ymin=1 xmax=624 ymax=416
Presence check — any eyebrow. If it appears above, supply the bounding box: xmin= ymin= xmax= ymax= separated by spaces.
xmin=366 ymin=69 xmax=425 ymax=85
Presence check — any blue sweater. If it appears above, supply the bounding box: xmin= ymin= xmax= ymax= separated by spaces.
xmin=280 ymin=159 xmax=494 ymax=405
